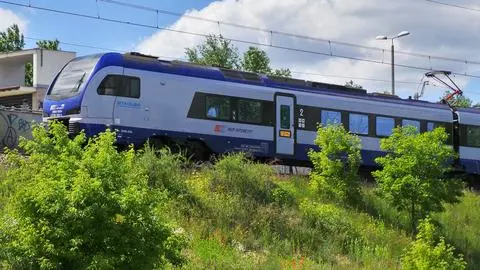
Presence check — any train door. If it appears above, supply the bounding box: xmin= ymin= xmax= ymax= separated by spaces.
xmin=87 ymin=66 xmax=123 ymax=130
xmin=112 ymin=68 xmax=146 ymax=144
xmin=275 ymin=93 xmax=296 ymax=156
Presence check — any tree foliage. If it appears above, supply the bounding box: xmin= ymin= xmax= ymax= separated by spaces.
xmin=0 ymin=122 xmax=186 ymax=269
xmin=401 ymin=217 xmax=467 ymax=269
xmin=36 ymin=39 xmax=60 ymax=50
xmin=345 ymin=80 xmax=363 ymax=89
xmin=185 ymin=35 xmax=291 ymax=77
xmin=0 ymin=24 xmax=24 ymax=52
xmin=372 ymin=126 xmax=464 ymax=234
xmin=308 ymin=123 xmax=362 ymax=204
xmin=185 ymin=34 xmax=241 ymax=70
xmin=441 ymin=90 xmax=472 ymax=108
xmin=241 ymin=46 xmax=271 ymax=74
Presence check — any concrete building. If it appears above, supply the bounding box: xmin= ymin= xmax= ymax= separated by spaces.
xmin=0 ymin=48 xmax=76 ymax=111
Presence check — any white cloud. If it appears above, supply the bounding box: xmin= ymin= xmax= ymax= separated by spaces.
xmin=136 ymin=0 xmax=480 ymax=102
xmin=0 ymin=8 xmax=27 ymax=33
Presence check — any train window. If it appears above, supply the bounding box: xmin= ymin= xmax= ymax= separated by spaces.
xmin=321 ymin=110 xmax=341 ymax=126
xmin=427 ymin=122 xmax=435 ymax=131
xmin=402 ymin=119 xmax=420 ymax=131
xmin=280 ymin=105 xmax=290 ymax=129
xmin=125 ymin=77 xmax=140 ymax=98
xmin=97 ymin=75 xmax=140 ymax=98
xmin=376 ymin=116 xmax=395 ymax=137
xmin=349 ymin=113 xmax=369 ymax=135
xmin=206 ymin=95 xmax=231 ymax=120
xmin=466 ymin=125 xmax=480 ymax=148
xmin=238 ymin=99 xmax=262 ymax=124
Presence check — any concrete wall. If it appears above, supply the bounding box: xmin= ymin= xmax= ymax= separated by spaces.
xmin=0 ymin=63 xmax=25 ymax=88
xmin=0 ymin=108 xmax=42 ymax=151
xmin=33 ymin=50 xmax=76 ymax=88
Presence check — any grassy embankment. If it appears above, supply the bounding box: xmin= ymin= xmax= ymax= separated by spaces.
xmin=134 ymin=147 xmax=480 ymax=269
xmin=0 ymin=142 xmax=478 ymax=269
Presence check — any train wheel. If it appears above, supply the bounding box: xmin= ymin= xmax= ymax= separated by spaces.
xmin=187 ymin=140 xmax=210 ymax=162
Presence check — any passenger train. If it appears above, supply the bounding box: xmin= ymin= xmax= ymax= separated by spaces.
xmin=42 ymin=52 xmax=480 ymax=176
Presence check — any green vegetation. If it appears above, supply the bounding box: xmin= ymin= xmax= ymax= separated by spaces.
xmin=0 ymin=121 xmax=478 ymax=269
xmin=308 ymin=123 xmax=362 ymax=204
xmin=185 ymin=34 xmax=291 ymax=77
xmin=401 ymin=217 xmax=466 ymax=269
xmin=0 ymin=122 xmax=185 ymax=269
xmin=373 ymin=126 xmax=464 ymax=234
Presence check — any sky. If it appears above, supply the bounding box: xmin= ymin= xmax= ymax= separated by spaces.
xmin=2 ymin=0 xmax=480 ymax=104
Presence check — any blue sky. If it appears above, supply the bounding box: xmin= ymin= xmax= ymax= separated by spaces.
xmin=2 ymin=0 xmax=480 ymax=104
xmin=2 ymin=0 xmax=214 ymax=56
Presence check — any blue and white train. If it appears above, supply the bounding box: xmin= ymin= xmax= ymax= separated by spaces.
xmin=42 ymin=52 xmax=480 ymax=176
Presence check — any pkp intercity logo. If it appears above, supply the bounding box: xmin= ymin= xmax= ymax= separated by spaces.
xmin=214 ymin=124 xmax=226 ymax=133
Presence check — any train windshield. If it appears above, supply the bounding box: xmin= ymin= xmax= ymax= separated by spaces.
xmin=48 ymin=54 xmax=101 ymax=99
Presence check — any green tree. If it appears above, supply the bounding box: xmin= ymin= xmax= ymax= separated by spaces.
xmin=185 ymin=35 xmax=291 ymax=77
xmin=270 ymin=67 xmax=291 ymax=78
xmin=372 ymin=126 xmax=464 ymax=234
xmin=0 ymin=122 xmax=186 ymax=269
xmin=185 ymin=34 xmax=240 ymax=69
xmin=401 ymin=217 xmax=467 ymax=269
xmin=25 ymin=39 xmax=60 ymax=86
xmin=308 ymin=123 xmax=362 ymax=204
xmin=0 ymin=24 xmax=24 ymax=52
xmin=441 ymin=90 xmax=472 ymax=108
xmin=345 ymin=80 xmax=363 ymax=89
xmin=36 ymin=38 xmax=60 ymax=50
xmin=242 ymin=46 xmax=271 ymax=74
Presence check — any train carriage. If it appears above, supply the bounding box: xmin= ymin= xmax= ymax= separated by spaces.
xmin=42 ymin=52 xmax=480 ymax=176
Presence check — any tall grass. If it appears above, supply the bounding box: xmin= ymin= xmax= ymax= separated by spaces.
xmin=362 ymin=184 xmax=480 ymax=269
xmin=434 ymin=191 xmax=480 ymax=269
xmin=141 ymin=151 xmax=414 ymax=269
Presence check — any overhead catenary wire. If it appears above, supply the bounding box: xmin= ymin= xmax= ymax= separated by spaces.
xmin=100 ymin=0 xmax=480 ymax=66
xmin=425 ymin=0 xmax=480 ymax=13
xmin=24 ymin=36 xmax=181 ymax=60
xmin=2 ymin=0 xmax=480 ymax=80
xmin=21 ymin=36 xmax=480 ymax=96
xmin=23 ymin=36 xmax=422 ymax=85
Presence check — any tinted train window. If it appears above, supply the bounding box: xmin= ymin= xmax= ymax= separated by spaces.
xmin=466 ymin=125 xmax=480 ymax=147
xmin=321 ymin=110 xmax=341 ymax=126
xmin=238 ymin=99 xmax=262 ymax=124
xmin=280 ymin=105 xmax=290 ymax=129
xmin=349 ymin=113 xmax=369 ymax=135
xmin=376 ymin=116 xmax=395 ymax=136
xmin=97 ymin=75 xmax=140 ymax=98
xmin=206 ymin=96 xmax=231 ymax=120
xmin=402 ymin=119 xmax=420 ymax=131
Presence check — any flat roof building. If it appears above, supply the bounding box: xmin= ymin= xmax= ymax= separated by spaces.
xmin=0 ymin=48 xmax=76 ymax=111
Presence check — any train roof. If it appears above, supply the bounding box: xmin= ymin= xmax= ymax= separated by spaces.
xmin=457 ymin=106 xmax=480 ymax=114
xmin=92 ymin=52 xmax=458 ymax=111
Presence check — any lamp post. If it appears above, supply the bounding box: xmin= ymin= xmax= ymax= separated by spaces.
xmin=376 ymin=31 xmax=410 ymax=95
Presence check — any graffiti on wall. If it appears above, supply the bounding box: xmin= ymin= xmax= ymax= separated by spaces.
xmin=0 ymin=109 xmax=42 ymax=151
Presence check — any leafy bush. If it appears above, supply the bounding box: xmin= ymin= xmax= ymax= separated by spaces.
xmin=373 ymin=126 xmax=464 ymax=233
xmin=135 ymin=144 xmax=186 ymax=194
xmin=401 ymin=217 xmax=467 ymax=269
xmin=209 ymin=152 xmax=276 ymax=204
xmin=299 ymin=200 xmax=357 ymax=241
xmin=308 ymin=123 xmax=362 ymax=204
xmin=0 ymin=122 xmax=186 ymax=269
